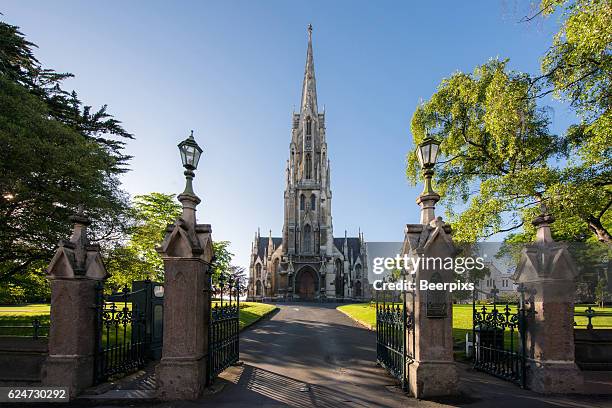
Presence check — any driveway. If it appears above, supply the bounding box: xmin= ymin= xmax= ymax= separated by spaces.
xmin=211 ymin=302 xmax=416 ymax=407
xmin=85 ymin=303 xmax=612 ymax=408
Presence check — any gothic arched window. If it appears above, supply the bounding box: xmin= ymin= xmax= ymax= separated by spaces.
xmin=306 ymin=116 xmax=312 ymax=136
xmin=300 ymin=194 xmax=305 ymax=210
xmin=305 ymin=153 xmax=312 ymax=179
xmin=256 ymin=264 xmax=262 ymax=279
xmin=355 ymin=264 xmax=362 ymax=279
xmin=310 ymin=194 xmax=316 ymax=210
xmin=303 ymin=224 xmax=312 ymax=253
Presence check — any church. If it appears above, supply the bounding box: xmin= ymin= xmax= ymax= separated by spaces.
xmin=247 ymin=26 xmax=370 ymax=301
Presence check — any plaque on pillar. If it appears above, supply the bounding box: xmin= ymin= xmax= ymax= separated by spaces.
xmin=425 ymin=272 xmax=448 ymax=318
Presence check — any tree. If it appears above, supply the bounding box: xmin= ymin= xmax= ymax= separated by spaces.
xmin=536 ymin=0 xmax=612 ymax=242
xmin=407 ymin=0 xmax=612 ymax=245
xmin=408 ymin=60 xmax=561 ymax=243
xmin=211 ymin=241 xmax=234 ymax=284
xmin=0 ymin=77 xmax=130 ymax=281
xmin=105 ymin=193 xmax=181 ymax=290
xmin=408 ymin=58 xmax=611 ymax=244
xmin=0 ymin=20 xmax=132 ymax=282
xmin=227 ymin=265 xmax=248 ymax=296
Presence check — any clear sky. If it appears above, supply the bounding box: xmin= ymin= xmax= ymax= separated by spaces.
xmin=2 ymin=1 xmax=575 ymax=269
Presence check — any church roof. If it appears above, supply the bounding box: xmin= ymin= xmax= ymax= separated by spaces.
xmin=255 ymin=236 xmax=363 ymax=263
xmin=334 ymin=237 xmax=363 ymax=263
xmin=256 ymin=237 xmax=282 ymax=260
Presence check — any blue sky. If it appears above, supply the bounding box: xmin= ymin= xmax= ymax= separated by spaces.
xmin=2 ymin=1 xmax=575 ymax=269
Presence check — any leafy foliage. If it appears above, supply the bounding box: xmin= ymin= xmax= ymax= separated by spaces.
xmin=408 ymin=2 xmax=612 ymax=244
xmin=408 ymin=60 xmax=562 ymax=243
xmin=0 ymin=20 xmax=132 ymax=282
xmin=105 ymin=193 xmax=181 ymax=290
xmin=211 ymin=241 xmax=234 ymax=284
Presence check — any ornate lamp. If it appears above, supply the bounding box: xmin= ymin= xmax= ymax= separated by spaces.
xmin=415 ymin=134 xmax=441 ymax=224
xmin=178 ymin=130 xmax=203 ymax=196
xmin=416 ymin=136 xmax=441 ymax=195
xmin=178 ymin=130 xmax=203 ymax=170
xmin=176 ymin=130 xmax=203 ymax=227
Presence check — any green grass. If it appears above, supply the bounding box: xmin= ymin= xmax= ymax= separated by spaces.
xmin=0 ymin=304 xmax=51 ymax=315
xmin=0 ymin=302 xmax=276 ymax=337
xmin=0 ymin=304 xmax=51 ymax=337
xmin=337 ymin=301 xmax=612 ymax=355
xmin=239 ymin=302 xmax=277 ymax=330
xmin=337 ymin=303 xmax=376 ymax=328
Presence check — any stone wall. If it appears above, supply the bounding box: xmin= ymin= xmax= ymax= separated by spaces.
xmin=0 ymin=337 xmax=48 ymax=383
xmin=575 ymin=329 xmax=612 ymax=371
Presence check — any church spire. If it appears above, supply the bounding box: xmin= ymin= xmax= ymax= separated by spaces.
xmin=300 ymin=24 xmax=317 ymax=114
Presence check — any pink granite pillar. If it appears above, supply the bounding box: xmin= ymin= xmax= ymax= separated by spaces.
xmin=514 ymin=211 xmax=583 ymax=393
xmin=155 ymin=192 xmax=214 ymax=400
xmin=403 ymin=218 xmax=458 ymax=398
xmin=42 ymin=209 xmax=108 ymax=398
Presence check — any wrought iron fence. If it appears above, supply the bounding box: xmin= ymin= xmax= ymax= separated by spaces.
xmin=94 ymin=284 xmax=148 ymax=384
xmin=375 ymin=279 xmax=414 ymax=391
xmin=207 ymin=275 xmax=240 ymax=385
xmin=472 ymin=287 xmax=527 ymax=388
xmin=574 ymin=305 xmax=612 ymax=329
xmin=0 ymin=318 xmax=49 ymax=339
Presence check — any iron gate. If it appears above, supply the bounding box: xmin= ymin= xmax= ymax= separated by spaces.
xmin=94 ymin=280 xmax=164 ymax=384
xmin=375 ymin=279 xmax=414 ymax=391
xmin=472 ymin=286 xmax=527 ymax=387
xmin=207 ymin=274 xmax=240 ymax=385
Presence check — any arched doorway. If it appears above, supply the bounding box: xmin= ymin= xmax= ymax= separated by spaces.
xmin=296 ymin=266 xmax=318 ymax=300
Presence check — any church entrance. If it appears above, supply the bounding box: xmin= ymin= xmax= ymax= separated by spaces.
xmin=296 ymin=266 xmax=318 ymax=300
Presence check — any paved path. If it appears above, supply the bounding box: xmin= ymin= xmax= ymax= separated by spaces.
xmin=86 ymin=303 xmax=612 ymax=408
xmin=212 ymin=302 xmax=415 ymax=407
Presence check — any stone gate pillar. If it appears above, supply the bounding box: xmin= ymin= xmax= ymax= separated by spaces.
xmin=155 ymin=190 xmax=214 ymax=400
xmin=402 ymin=216 xmax=458 ymax=398
xmin=514 ymin=210 xmax=583 ymax=393
xmin=42 ymin=209 xmax=108 ymax=398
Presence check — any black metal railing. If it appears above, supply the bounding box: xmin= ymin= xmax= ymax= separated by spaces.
xmin=472 ymin=287 xmax=527 ymax=388
xmin=0 ymin=318 xmax=49 ymax=339
xmin=94 ymin=284 xmax=148 ymax=384
xmin=207 ymin=275 xmax=240 ymax=385
xmin=375 ymin=281 xmax=413 ymax=391
xmin=574 ymin=305 xmax=612 ymax=329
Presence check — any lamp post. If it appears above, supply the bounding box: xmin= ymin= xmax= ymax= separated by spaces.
xmin=415 ymin=135 xmax=441 ymax=224
xmin=177 ymin=130 xmax=203 ymax=226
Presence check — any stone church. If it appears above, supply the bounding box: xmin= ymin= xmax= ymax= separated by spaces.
xmin=247 ymin=26 xmax=369 ymax=301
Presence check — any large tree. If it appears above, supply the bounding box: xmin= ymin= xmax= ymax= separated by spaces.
xmin=408 ymin=60 xmax=565 ymax=243
xmin=105 ymin=193 xmax=181 ymax=290
xmin=407 ymin=0 xmax=612 ymax=245
xmin=537 ymin=0 xmax=612 ymax=242
xmin=0 ymin=20 xmax=132 ymax=281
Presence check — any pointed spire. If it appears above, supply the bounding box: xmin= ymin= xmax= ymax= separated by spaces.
xmin=300 ymin=24 xmax=317 ymax=114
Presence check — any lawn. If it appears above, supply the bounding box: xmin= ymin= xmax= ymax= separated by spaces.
xmin=0 ymin=304 xmax=51 ymax=337
xmin=0 ymin=302 xmax=276 ymax=337
xmin=239 ymin=302 xmax=277 ymax=330
xmin=337 ymin=301 xmax=612 ymax=353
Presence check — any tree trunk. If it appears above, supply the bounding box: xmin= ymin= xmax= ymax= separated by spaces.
xmin=587 ymin=215 xmax=612 ymax=244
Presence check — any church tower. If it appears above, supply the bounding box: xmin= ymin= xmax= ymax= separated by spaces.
xmin=247 ymin=26 xmax=369 ymax=302
xmin=283 ymin=24 xmax=333 ymax=258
